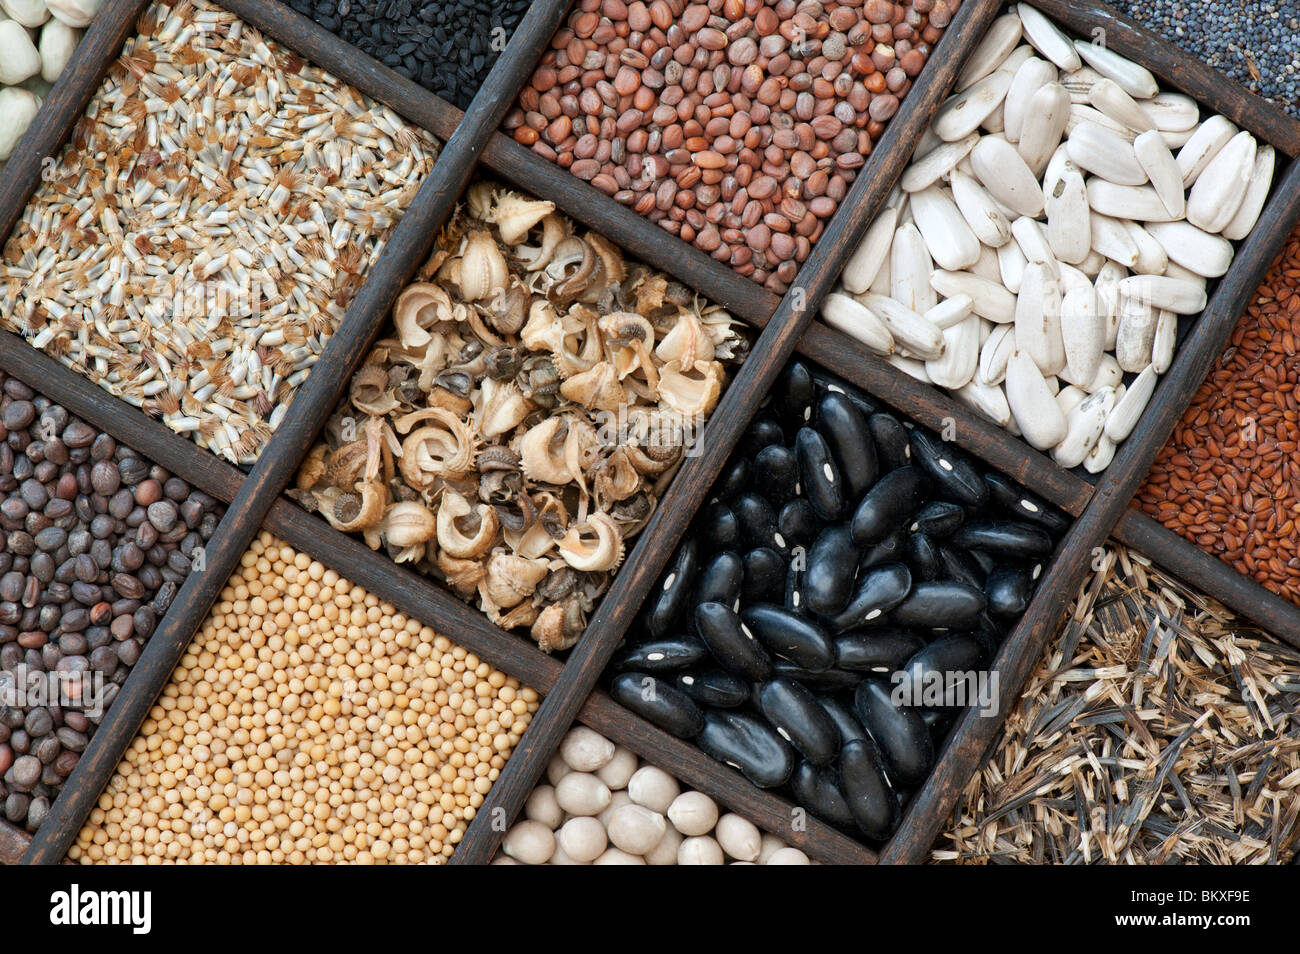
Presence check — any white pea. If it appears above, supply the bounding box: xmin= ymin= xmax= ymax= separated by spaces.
xmin=560 ymin=726 xmax=615 ymax=772
xmin=546 ymin=752 xmax=573 ymax=786
xmin=715 ymin=813 xmax=763 ymax=861
xmin=594 ymin=745 xmax=638 ymax=790
xmin=1 ymin=0 xmax=50 ymax=28
xmin=607 ymin=804 xmax=668 ymax=855
xmin=555 ymin=772 xmax=612 ymax=816
xmin=667 ymin=791 xmax=719 ymax=836
xmin=44 ymin=0 xmax=100 ymax=27
xmin=492 ymin=855 xmax=520 ymax=865
xmin=557 ymin=816 xmax=608 ymax=862
xmin=38 ymin=17 xmax=78 ymax=82
xmin=643 ymin=826 xmax=683 ymax=866
xmin=0 ymin=20 xmax=41 ymax=85
xmin=523 ymin=784 xmax=563 ymax=830
xmin=501 ymin=820 xmax=555 ymax=865
xmin=593 ymin=847 xmax=646 ymax=865
xmin=767 ymin=847 xmax=812 ymax=865
xmin=597 ymin=790 xmax=634 ymax=828
xmin=547 ymin=842 xmax=589 ymax=866
xmin=0 ymin=87 xmax=39 ymax=161
xmin=678 ymin=835 xmax=726 ymax=865
xmin=627 ymin=765 xmax=680 ymax=813
xmin=756 ymin=833 xmax=790 ymax=865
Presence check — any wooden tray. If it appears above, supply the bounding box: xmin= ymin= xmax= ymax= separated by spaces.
xmin=2 ymin=0 xmax=1298 ymax=866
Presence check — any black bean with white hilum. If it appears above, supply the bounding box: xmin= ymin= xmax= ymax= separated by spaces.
xmin=0 ymin=373 xmax=224 ymax=833
xmin=606 ymin=360 xmax=1068 ymax=843
xmin=281 ymin=0 xmax=531 ymax=109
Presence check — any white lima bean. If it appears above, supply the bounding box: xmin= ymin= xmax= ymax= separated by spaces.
xmin=555 ymin=772 xmax=612 ymax=816
xmin=767 ymin=848 xmax=813 ymax=865
xmin=44 ymin=0 xmax=99 ymax=27
xmin=546 ymin=752 xmax=573 ymax=786
xmin=643 ymin=826 xmax=682 ymax=866
xmin=627 ymin=765 xmax=680 ymax=814
xmin=594 ymin=847 xmax=646 ymax=865
xmin=607 ymin=804 xmax=668 ymax=855
xmin=678 ymin=836 xmax=726 ymax=865
xmin=597 ymin=790 xmax=635 ymax=827
xmin=1 ymin=0 xmax=49 ymax=27
xmin=557 ymin=816 xmax=608 ymax=863
xmin=594 ymin=745 xmax=639 ymax=790
xmin=820 ymin=8 xmax=1275 ymax=475
xmin=715 ymin=814 xmax=762 ymax=862
xmin=667 ymin=791 xmax=719 ymax=837
xmin=501 ymin=820 xmax=555 ymax=866
xmin=38 ymin=16 xmax=77 ymax=82
xmin=524 ymin=784 xmax=563 ymax=830
xmin=0 ymin=87 xmax=39 ymax=160
xmin=560 ymin=725 xmax=616 ymax=772
xmin=0 ymin=20 xmax=41 ymax=85
xmin=499 ymin=727 xmax=805 ymax=865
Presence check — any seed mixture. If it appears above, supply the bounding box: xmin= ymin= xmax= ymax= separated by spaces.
xmin=1138 ymin=225 xmax=1300 ymax=604
xmin=0 ymin=0 xmax=440 ymax=467
xmin=820 ymin=3 xmax=1275 ymax=475
xmin=498 ymin=725 xmax=812 ymax=863
xmin=0 ymin=370 xmax=224 ymax=834
xmin=506 ymin=0 xmax=954 ymax=294
xmin=608 ymin=358 xmax=1068 ymax=843
xmin=1107 ymin=0 xmax=1300 ymax=120
xmin=937 ymin=545 xmax=1300 ymax=865
xmin=280 ymin=0 xmax=532 ymax=110
xmin=68 ymin=532 xmax=540 ymax=864
xmin=290 ymin=181 xmax=747 ymax=650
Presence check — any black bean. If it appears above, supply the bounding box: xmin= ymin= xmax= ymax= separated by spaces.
xmin=610 ymin=634 xmax=707 ymax=673
xmin=816 ymin=391 xmax=877 ymax=500
xmin=850 ymin=467 xmax=929 ymax=545
xmin=609 ymin=672 xmax=705 ymax=739
xmin=696 ymin=709 xmax=795 ymax=788
xmin=840 ymin=738 xmax=900 ymax=840
xmin=674 ymin=668 xmax=750 ymax=708
xmin=740 ymin=603 xmax=834 ymax=671
xmin=852 ymin=678 xmax=934 ymax=787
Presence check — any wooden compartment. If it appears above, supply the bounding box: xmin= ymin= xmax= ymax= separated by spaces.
xmin=2 ymin=0 xmax=1298 ymax=865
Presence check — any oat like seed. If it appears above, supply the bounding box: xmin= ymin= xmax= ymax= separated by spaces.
xmin=0 ymin=0 xmax=440 ymax=466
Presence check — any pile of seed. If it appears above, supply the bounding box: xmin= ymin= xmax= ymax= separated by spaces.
xmin=68 ymin=532 xmax=540 ymax=863
xmin=506 ymin=0 xmax=953 ymax=294
xmin=497 ymin=725 xmax=812 ymax=863
xmin=0 ymin=0 xmax=440 ymax=466
xmin=608 ymin=359 xmax=1068 ymax=843
xmin=938 ymin=545 xmax=1300 ymax=865
xmin=0 ymin=370 xmax=223 ymax=834
xmin=1106 ymin=0 xmax=1300 ymax=120
xmin=1137 ymin=225 xmax=1300 ymax=604
xmin=280 ymin=0 xmax=531 ymax=110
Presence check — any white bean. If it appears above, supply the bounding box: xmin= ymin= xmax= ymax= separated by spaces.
xmin=0 ymin=19 xmax=41 ymax=85
xmin=45 ymin=0 xmax=100 ymax=27
xmin=555 ymin=772 xmax=612 ymax=816
xmin=767 ymin=847 xmax=812 ymax=865
xmin=594 ymin=745 xmax=638 ymax=790
xmin=678 ymin=835 xmax=726 ymax=865
xmin=607 ymin=804 xmax=668 ymax=855
xmin=627 ymin=765 xmax=680 ymax=813
xmin=715 ymin=813 xmax=763 ymax=861
xmin=594 ymin=847 xmax=646 ymax=865
xmin=557 ymin=816 xmax=608 ymax=863
xmin=1 ymin=0 xmax=49 ymax=28
xmin=0 ymin=87 xmax=39 ymax=161
xmin=643 ymin=826 xmax=683 ymax=866
xmin=559 ymin=726 xmax=616 ymax=772
xmin=667 ymin=791 xmax=719 ymax=836
xmin=523 ymin=784 xmax=563 ymax=830
xmin=38 ymin=16 xmax=78 ymax=82
xmin=501 ymin=820 xmax=555 ymax=865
